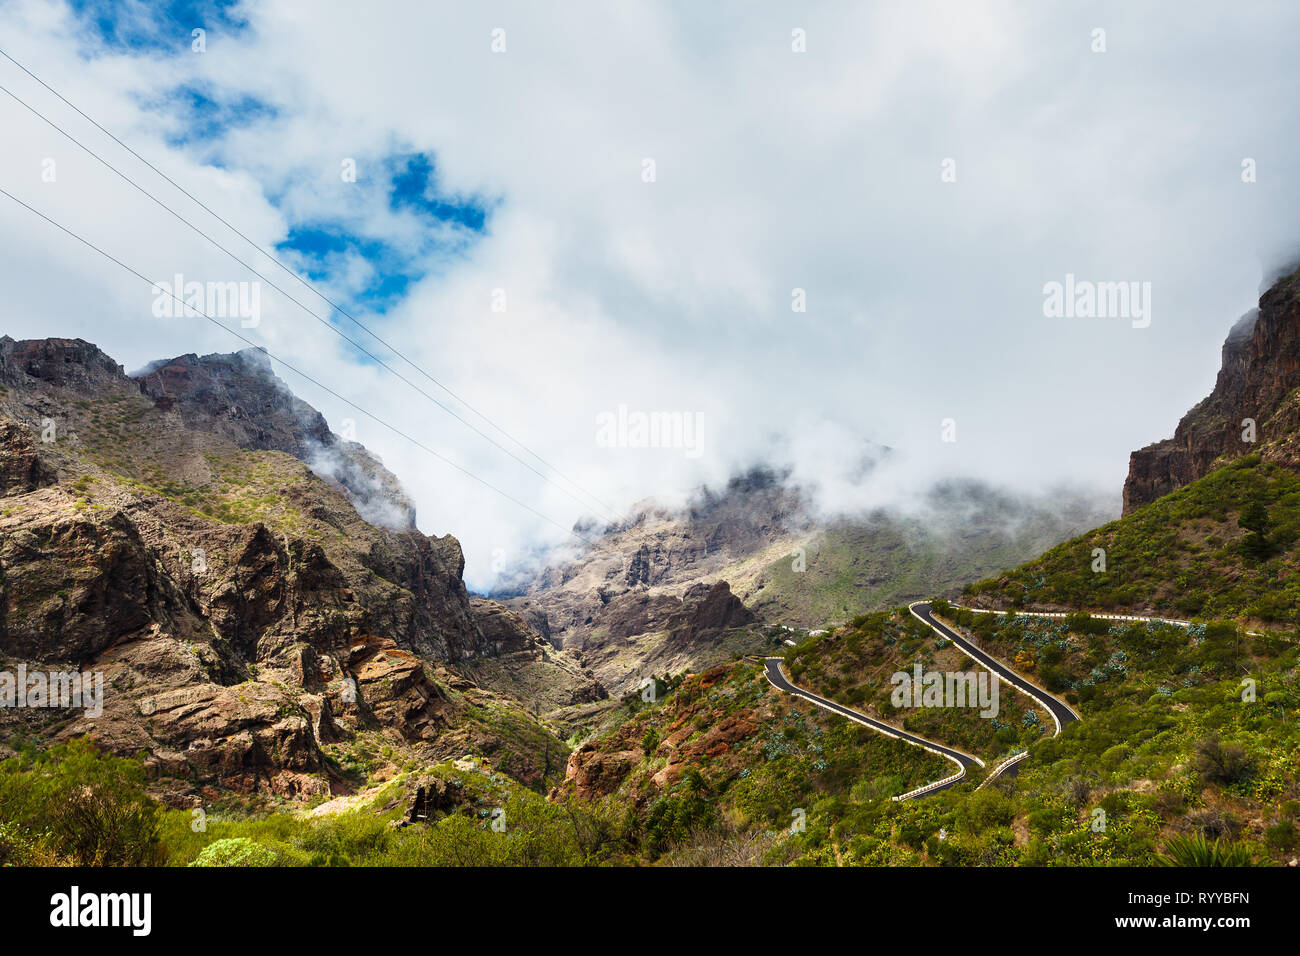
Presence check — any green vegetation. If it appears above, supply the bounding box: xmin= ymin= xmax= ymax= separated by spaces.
xmin=0 ymin=739 xmax=164 ymax=866
xmin=965 ymin=456 xmax=1300 ymax=624
xmin=748 ymin=506 xmax=1103 ymax=627
xmin=0 ymin=740 xmax=633 ymax=867
xmin=544 ymin=662 xmax=954 ymax=863
xmin=3 ymin=601 xmax=1296 ymax=867
xmin=4 ymin=393 xmax=1295 ymax=867
xmin=190 ymin=837 xmax=283 ymax=867
xmin=783 ymin=612 xmax=1050 ymax=765
xmin=1158 ymin=834 xmax=1257 ymax=867
xmin=765 ymin=607 xmax=1299 ymax=866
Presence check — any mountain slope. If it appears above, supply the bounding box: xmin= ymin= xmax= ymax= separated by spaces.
xmin=965 ymin=455 xmax=1300 ymax=624
xmin=970 ymin=267 xmax=1300 ymax=627
xmin=502 ymin=468 xmax=1113 ymax=697
xmin=536 ymin=268 xmax=1300 ymax=867
xmin=0 ymin=337 xmax=599 ymax=799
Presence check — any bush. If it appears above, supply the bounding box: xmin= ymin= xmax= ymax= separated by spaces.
xmin=1192 ymin=736 xmax=1253 ymax=786
xmin=644 ymin=792 xmax=715 ymax=854
xmin=1265 ymin=820 xmax=1297 ymax=851
xmin=189 ymin=837 xmax=281 ymax=867
xmin=0 ymin=738 xmax=163 ymax=866
xmin=1065 ymin=612 xmax=1110 ymax=636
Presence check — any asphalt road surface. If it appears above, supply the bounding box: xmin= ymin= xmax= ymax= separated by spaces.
xmin=909 ymin=601 xmax=1080 ymax=733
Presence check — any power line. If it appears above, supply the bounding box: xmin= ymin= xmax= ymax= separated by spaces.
xmin=0 ymin=76 xmax=617 ymax=525
xmin=0 ymin=45 xmax=618 ymax=521
xmin=0 ymin=184 xmax=598 ymax=548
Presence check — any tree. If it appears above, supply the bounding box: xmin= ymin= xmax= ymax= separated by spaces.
xmin=1239 ymin=501 xmax=1272 ymax=560
xmin=1239 ymin=500 xmax=1269 ymax=534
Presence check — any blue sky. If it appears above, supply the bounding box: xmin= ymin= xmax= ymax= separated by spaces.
xmin=71 ymin=0 xmax=494 ymax=317
xmin=275 ymin=152 xmax=493 ymax=313
xmin=68 ymin=0 xmax=249 ymax=54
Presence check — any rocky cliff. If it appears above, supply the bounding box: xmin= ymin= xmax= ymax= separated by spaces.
xmin=501 ymin=468 xmax=802 ymax=695
xmin=0 ymin=337 xmax=600 ymax=799
xmin=1123 ymin=266 xmax=1300 ymax=513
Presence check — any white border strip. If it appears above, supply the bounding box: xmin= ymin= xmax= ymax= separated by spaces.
xmin=976 ymin=750 xmax=1029 ymax=790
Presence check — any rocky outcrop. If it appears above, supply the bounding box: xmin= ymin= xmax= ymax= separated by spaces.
xmin=135 ymin=347 xmax=417 ymax=529
xmin=554 ymin=664 xmax=757 ymax=804
xmin=403 ymin=775 xmax=471 ymax=824
xmin=678 ymin=581 xmax=757 ymax=638
xmin=467 ymin=598 xmax=542 ymax=656
xmin=135 ymin=348 xmax=332 ymax=456
xmin=0 ymin=337 xmax=570 ymax=798
xmin=1124 ymin=267 xmax=1300 ymax=513
xmin=0 ymin=336 xmax=128 ymax=394
xmin=0 ymin=419 xmax=58 ymax=495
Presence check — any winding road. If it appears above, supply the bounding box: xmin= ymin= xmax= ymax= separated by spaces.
xmin=763 ymin=601 xmax=1089 ymax=801
xmin=912 ymin=602 xmax=1081 ymax=734
xmin=762 ymin=656 xmax=984 ymax=800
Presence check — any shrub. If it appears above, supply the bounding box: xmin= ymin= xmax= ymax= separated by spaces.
xmin=189 ymin=837 xmax=281 ymax=867
xmin=1157 ymin=834 xmax=1255 ymax=867
xmin=0 ymin=738 xmax=163 ymax=866
xmin=1192 ymin=735 xmax=1253 ymax=785
xmin=1265 ymin=820 xmax=1297 ymax=851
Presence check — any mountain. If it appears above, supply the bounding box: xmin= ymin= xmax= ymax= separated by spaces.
xmin=968 ymin=266 xmax=1300 ymax=624
xmin=8 ymin=286 xmax=1295 ymax=870
xmin=0 ymin=337 xmax=601 ymax=800
xmin=501 ymin=466 xmax=1113 ymax=697
xmin=1124 ymin=266 xmax=1300 ymax=513
xmin=541 ymin=267 xmax=1300 ymax=867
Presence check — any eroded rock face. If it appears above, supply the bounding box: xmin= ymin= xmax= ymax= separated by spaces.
xmin=1123 ymin=268 xmax=1300 ymax=512
xmin=0 ymin=420 xmax=58 ymax=495
xmin=0 ymin=460 xmax=479 ymax=796
xmin=0 ymin=499 xmax=159 ymax=661
xmin=0 ymin=338 xmax=569 ymax=798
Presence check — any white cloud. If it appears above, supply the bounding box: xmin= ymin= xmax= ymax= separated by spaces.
xmin=1 ymin=0 xmax=1298 ymax=589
